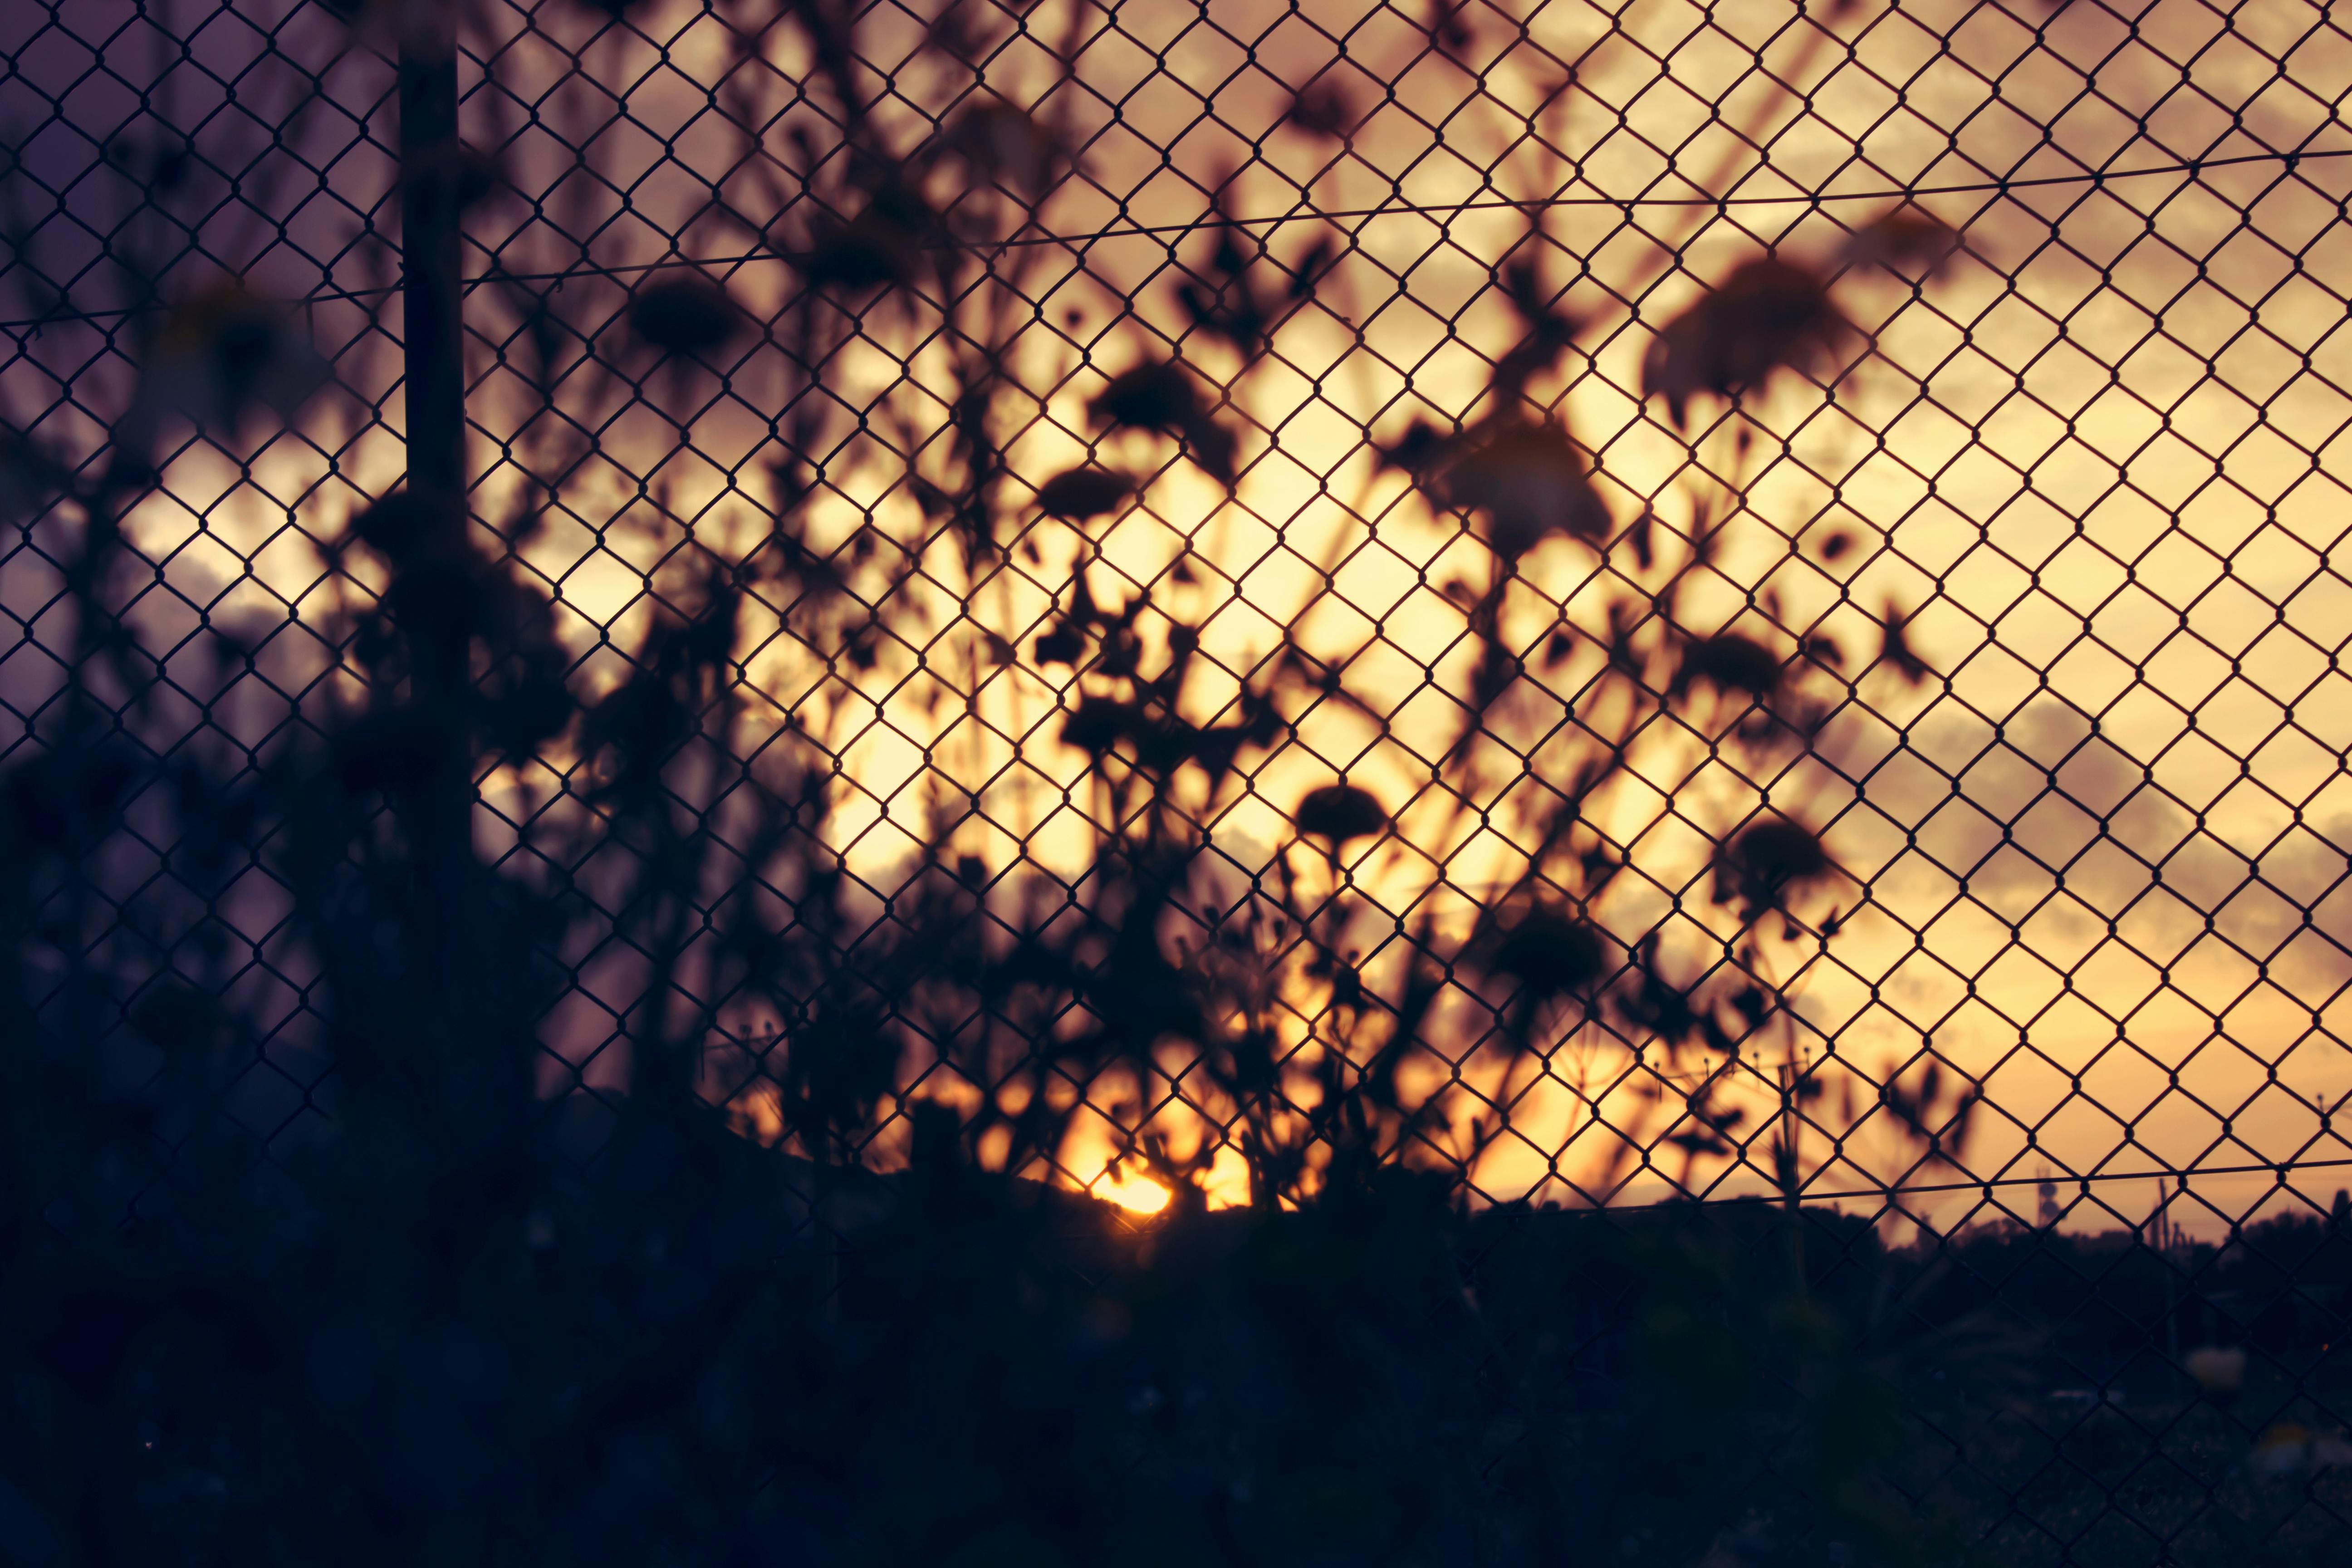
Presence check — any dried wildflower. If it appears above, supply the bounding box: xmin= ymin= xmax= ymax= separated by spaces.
xmin=1034 ymin=625 xmax=1084 ymax=666
xmin=1671 ymin=633 xmax=1784 ymax=703
xmin=948 ymin=100 xmax=1066 ymax=194
xmin=800 ymin=182 xmax=939 ymax=293
xmin=1085 ymin=359 xmax=1239 ymax=485
xmin=1441 ymin=421 xmax=1611 ymax=558
xmin=1490 ymin=255 xmax=1583 ymax=401
xmin=1284 ymin=79 xmax=1356 ymax=140
xmin=1286 ymin=234 xmax=1337 ymax=301
xmin=1425 ymin=0 xmax=1473 ymax=51
xmin=1841 ymin=207 xmax=1962 ymax=280
xmin=1031 ymin=467 xmax=1135 ymax=521
xmin=627 ymin=273 xmax=741 ymax=359
xmin=1062 ymin=697 xmax=1136 ymax=755
xmin=1174 ymin=184 xmax=1275 ymax=364
xmin=1375 ymin=418 xmax=1453 ymax=484
xmin=1295 ymin=782 xmax=1388 ymax=847
xmin=1182 ymin=418 xmax=1240 ymax=486
xmin=1642 ymin=258 xmax=1850 ymax=429
xmin=1712 ymin=818 xmax=1832 ymax=923
xmin=122 ymin=282 xmax=329 ymax=461
xmin=1483 ymin=903 xmax=1606 ymax=1000
xmin=1879 ymin=600 xmax=1933 ymax=684
xmin=0 ymin=426 xmax=69 ymax=522
xmin=1088 ymin=360 xmax=1202 ymax=433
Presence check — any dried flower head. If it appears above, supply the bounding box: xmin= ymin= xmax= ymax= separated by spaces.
xmin=1841 ymin=207 xmax=1963 ymax=280
xmin=1642 ymin=258 xmax=1850 ymax=429
xmin=1712 ymin=818 xmax=1832 ymax=924
xmin=1441 ymin=421 xmax=1611 ymax=558
xmin=627 ymin=273 xmax=742 ymax=360
xmin=1296 ymin=782 xmax=1389 ymax=847
xmin=1031 ymin=467 xmax=1136 ymax=522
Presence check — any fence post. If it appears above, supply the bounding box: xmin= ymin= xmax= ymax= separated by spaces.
xmin=394 ymin=4 xmax=479 ymax=1099
xmin=398 ymin=9 xmax=465 ymax=525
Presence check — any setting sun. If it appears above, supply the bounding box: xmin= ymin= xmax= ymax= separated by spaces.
xmin=1088 ymin=1166 xmax=1173 ymax=1217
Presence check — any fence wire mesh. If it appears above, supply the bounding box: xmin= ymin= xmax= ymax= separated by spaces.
xmin=6 ymin=0 xmax=2352 ymax=1560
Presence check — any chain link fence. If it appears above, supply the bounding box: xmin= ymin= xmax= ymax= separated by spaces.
xmin=6 ymin=0 xmax=2352 ymax=1559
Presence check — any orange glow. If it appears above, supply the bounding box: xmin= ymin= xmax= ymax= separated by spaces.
xmin=1090 ymin=1166 xmax=1172 ymax=1216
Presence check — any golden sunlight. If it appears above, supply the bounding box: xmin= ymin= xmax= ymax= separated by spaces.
xmin=1088 ymin=1164 xmax=1172 ymax=1217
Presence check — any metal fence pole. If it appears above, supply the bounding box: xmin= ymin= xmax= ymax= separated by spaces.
xmin=395 ymin=2 xmax=476 ymax=1103
xmin=397 ymin=7 xmax=464 ymax=527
